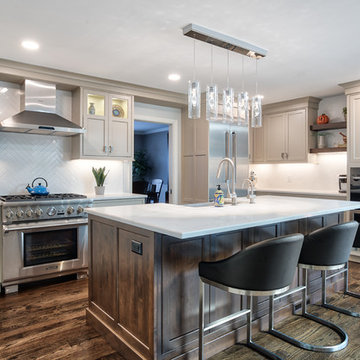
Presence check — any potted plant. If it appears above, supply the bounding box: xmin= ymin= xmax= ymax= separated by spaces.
xmin=132 ymin=150 xmax=151 ymax=194
xmin=92 ymin=167 xmax=109 ymax=195
xmin=343 ymin=107 xmax=347 ymax=122
xmin=132 ymin=150 xmax=151 ymax=181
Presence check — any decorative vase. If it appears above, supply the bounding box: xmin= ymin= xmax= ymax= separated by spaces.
xmin=89 ymin=102 xmax=96 ymax=115
xmin=95 ymin=186 xmax=105 ymax=195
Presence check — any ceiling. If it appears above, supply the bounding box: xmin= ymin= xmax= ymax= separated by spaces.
xmin=1 ymin=0 xmax=360 ymax=104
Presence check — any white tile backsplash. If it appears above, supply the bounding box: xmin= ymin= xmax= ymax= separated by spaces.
xmin=0 ymin=132 xmax=129 ymax=195
xmin=0 ymin=80 xmax=130 ymax=195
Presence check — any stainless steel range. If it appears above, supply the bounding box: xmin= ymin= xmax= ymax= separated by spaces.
xmin=0 ymin=193 xmax=93 ymax=294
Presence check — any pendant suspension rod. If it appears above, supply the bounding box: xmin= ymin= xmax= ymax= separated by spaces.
xmin=211 ymin=45 xmax=214 ymax=85
xmin=227 ymin=50 xmax=230 ymax=88
xmin=255 ymin=58 xmax=258 ymax=94
xmin=193 ymin=38 xmax=196 ymax=81
xmin=242 ymin=56 xmax=245 ymax=91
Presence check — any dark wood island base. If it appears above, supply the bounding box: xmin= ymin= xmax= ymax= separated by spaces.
xmin=86 ymin=212 xmax=346 ymax=360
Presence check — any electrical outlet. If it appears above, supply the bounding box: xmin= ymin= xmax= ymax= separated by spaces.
xmin=131 ymin=240 xmax=143 ymax=255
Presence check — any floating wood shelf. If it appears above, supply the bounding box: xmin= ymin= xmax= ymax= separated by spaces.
xmin=310 ymin=147 xmax=347 ymax=153
xmin=310 ymin=121 xmax=347 ymax=131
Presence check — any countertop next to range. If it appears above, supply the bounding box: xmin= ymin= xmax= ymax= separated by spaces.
xmin=86 ymin=195 xmax=360 ymax=239
xmin=86 ymin=192 xmax=147 ymax=202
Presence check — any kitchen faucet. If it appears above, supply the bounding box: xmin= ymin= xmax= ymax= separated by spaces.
xmin=242 ymin=179 xmax=256 ymax=204
xmin=216 ymin=157 xmax=237 ymax=205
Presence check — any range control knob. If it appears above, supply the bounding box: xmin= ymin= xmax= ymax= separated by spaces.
xmin=47 ymin=207 xmax=57 ymax=217
xmin=67 ymin=206 xmax=74 ymax=215
xmin=16 ymin=209 xmax=24 ymax=218
xmin=77 ymin=206 xmax=84 ymax=214
xmin=5 ymin=210 xmax=14 ymax=219
xmin=35 ymin=208 xmax=43 ymax=216
xmin=25 ymin=209 xmax=33 ymax=217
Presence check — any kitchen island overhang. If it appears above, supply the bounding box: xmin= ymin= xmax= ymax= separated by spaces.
xmin=86 ymin=196 xmax=360 ymax=239
xmin=86 ymin=196 xmax=360 ymax=360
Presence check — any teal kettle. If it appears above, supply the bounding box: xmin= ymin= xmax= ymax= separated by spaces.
xmin=26 ymin=177 xmax=49 ymax=196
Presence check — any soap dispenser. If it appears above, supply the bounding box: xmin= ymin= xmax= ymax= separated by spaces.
xmin=214 ymin=185 xmax=224 ymax=207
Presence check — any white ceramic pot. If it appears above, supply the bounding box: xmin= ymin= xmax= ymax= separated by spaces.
xmin=95 ymin=186 xmax=105 ymax=195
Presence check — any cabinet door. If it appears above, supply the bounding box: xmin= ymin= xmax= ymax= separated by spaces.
xmin=349 ymin=93 xmax=360 ymax=165
xmin=287 ymin=109 xmax=307 ymax=161
xmin=83 ymin=91 xmax=107 ymax=156
xmin=265 ymin=113 xmax=286 ymax=161
xmin=108 ymin=95 xmax=132 ymax=157
xmin=251 ymin=125 xmax=265 ymax=162
xmin=194 ymin=155 xmax=209 ymax=203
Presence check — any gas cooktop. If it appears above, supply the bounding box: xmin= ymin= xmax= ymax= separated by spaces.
xmin=0 ymin=193 xmax=87 ymax=202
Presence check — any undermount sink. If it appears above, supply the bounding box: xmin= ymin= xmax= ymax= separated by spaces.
xmin=185 ymin=197 xmax=253 ymax=207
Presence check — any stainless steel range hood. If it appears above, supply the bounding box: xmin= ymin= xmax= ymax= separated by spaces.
xmin=0 ymin=80 xmax=85 ymax=136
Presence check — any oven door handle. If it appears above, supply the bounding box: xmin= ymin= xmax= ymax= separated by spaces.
xmin=3 ymin=218 xmax=88 ymax=233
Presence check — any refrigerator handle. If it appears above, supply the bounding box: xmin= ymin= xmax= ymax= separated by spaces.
xmin=232 ymin=131 xmax=237 ymax=183
xmin=225 ymin=131 xmax=230 ymax=181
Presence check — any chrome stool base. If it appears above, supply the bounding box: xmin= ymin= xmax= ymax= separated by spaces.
xmin=199 ymin=280 xmax=284 ymax=360
xmin=268 ymin=267 xmax=349 ymax=353
xmin=269 ymin=312 xmax=348 ymax=352
xmin=247 ymin=340 xmax=282 ymax=360
xmin=320 ymin=263 xmax=360 ymax=318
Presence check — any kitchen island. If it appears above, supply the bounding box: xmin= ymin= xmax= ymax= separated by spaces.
xmin=86 ymin=196 xmax=360 ymax=360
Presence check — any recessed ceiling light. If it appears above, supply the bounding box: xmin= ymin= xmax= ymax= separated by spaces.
xmin=21 ymin=40 xmax=39 ymax=50
xmin=168 ymin=73 xmax=181 ymax=81
xmin=0 ymin=87 xmax=8 ymax=94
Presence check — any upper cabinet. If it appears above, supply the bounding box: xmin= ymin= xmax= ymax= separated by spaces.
xmin=340 ymin=80 xmax=360 ymax=167
xmin=72 ymin=88 xmax=133 ymax=159
xmin=250 ymin=97 xmax=320 ymax=163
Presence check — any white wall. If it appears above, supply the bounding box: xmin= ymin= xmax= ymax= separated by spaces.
xmin=253 ymin=94 xmax=347 ymax=193
xmin=0 ymin=81 xmax=128 ymax=195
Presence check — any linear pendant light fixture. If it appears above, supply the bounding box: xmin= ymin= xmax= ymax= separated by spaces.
xmin=183 ymin=23 xmax=267 ymax=126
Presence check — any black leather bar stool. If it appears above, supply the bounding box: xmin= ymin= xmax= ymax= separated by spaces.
xmin=342 ymin=224 xmax=360 ymax=301
xmin=306 ymin=221 xmax=360 ymax=317
xmin=269 ymin=221 xmax=358 ymax=352
xmin=198 ymin=233 xmax=304 ymax=360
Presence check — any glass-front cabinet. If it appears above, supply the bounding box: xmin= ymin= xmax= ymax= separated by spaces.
xmin=72 ymin=88 xmax=133 ymax=159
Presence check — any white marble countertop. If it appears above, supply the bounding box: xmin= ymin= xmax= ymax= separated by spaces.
xmin=86 ymin=195 xmax=360 ymax=239
xmin=86 ymin=193 xmax=147 ymax=201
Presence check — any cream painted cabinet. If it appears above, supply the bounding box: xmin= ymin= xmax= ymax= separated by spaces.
xmin=251 ymin=97 xmax=319 ymax=163
xmin=265 ymin=110 xmax=307 ymax=162
xmin=347 ymin=92 xmax=360 ymax=166
xmin=72 ymin=88 xmax=133 ymax=159
xmin=181 ymin=104 xmax=209 ymax=204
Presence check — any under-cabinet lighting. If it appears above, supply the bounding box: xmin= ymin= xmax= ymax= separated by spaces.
xmin=0 ymin=87 xmax=8 ymax=94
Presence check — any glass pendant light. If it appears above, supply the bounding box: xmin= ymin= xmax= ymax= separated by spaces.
xmin=206 ymin=45 xmax=218 ymax=121
xmin=251 ymin=59 xmax=263 ymax=128
xmin=188 ymin=38 xmax=201 ymax=119
xmin=237 ymin=57 xmax=249 ymax=126
xmin=223 ymin=51 xmax=234 ymax=123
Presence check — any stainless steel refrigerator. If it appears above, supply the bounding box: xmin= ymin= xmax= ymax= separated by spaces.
xmin=208 ymin=122 xmax=249 ymax=201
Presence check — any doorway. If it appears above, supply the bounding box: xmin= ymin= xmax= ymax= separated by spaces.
xmin=133 ymin=102 xmax=181 ymax=204
xmin=133 ymin=121 xmax=169 ymax=203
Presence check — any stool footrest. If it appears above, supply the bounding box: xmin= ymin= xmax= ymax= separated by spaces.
xmin=247 ymin=340 xmax=282 ymax=360
xmin=321 ymin=303 xmax=360 ymax=318
xmin=269 ymin=312 xmax=348 ymax=353
xmin=274 ymin=285 xmax=305 ymax=301
xmin=204 ymin=308 xmax=250 ymax=332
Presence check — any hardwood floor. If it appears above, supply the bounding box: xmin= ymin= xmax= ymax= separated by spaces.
xmin=0 ymin=263 xmax=359 ymax=360
xmin=0 ymin=276 xmax=124 ymax=360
